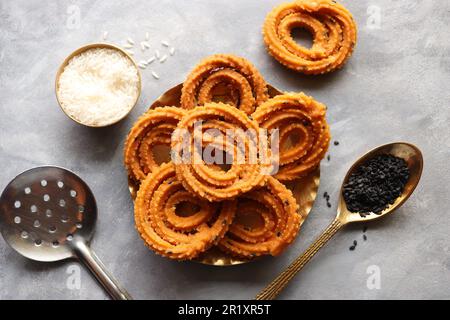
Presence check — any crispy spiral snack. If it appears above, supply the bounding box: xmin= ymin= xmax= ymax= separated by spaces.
xmin=218 ymin=176 xmax=302 ymax=258
xmin=124 ymin=107 xmax=186 ymax=183
xmin=135 ymin=162 xmax=237 ymax=260
xmin=252 ymin=92 xmax=330 ymax=181
xmin=263 ymin=0 xmax=357 ymax=74
xmin=172 ymin=102 xmax=266 ymax=202
xmin=181 ymin=54 xmax=269 ymax=114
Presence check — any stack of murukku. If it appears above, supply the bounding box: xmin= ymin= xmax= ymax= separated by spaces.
xmin=124 ymin=54 xmax=331 ymax=261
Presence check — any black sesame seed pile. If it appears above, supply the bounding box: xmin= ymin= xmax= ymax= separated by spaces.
xmin=343 ymin=154 xmax=410 ymax=216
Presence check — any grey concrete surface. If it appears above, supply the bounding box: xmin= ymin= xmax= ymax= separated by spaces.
xmin=0 ymin=0 xmax=449 ymax=300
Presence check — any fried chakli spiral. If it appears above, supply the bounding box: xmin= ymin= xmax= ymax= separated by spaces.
xmin=252 ymin=92 xmax=330 ymax=181
xmin=263 ymin=0 xmax=357 ymax=74
xmin=181 ymin=54 xmax=269 ymax=114
xmin=172 ymin=102 xmax=266 ymax=202
xmin=135 ymin=162 xmax=237 ymax=260
xmin=218 ymin=176 xmax=301 ymax=258
xmin=124 ymin=107 xmax=186 ymax=183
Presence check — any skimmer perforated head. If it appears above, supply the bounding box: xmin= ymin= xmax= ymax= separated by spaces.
xmin=0 ymin=166 xmax=97 ymax=261
xmin=0 ymin=166 xmax=131 ymax=299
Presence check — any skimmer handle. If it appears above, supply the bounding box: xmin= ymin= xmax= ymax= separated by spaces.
xmin=256 ymin=218 xmax=343 ymax=300
xmin=72 ymin=240 xmax=132 ymax=300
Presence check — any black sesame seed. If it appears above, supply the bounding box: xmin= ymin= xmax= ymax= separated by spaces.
xmin=363 ymin=235 xmax=367 ymax=241
xmin=327 ymin=155 xmax=331 ymax=161
xmin=334 ymin=141 xmax=339 ymax=146
xmin=349 ymin=246 xmax=355 ymax=251
xmin=353 ymin=240 xmax=357 ymax=246
xmin=326 ymin=202 xmax=331 ymax=208
xmin=363 ymin=226 xmax=368 ymax=233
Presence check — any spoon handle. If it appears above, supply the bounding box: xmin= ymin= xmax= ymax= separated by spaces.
xmin=73 ymin=240 xmax=133 ymax=300
xmin=255 ymin=218 xmax=343 ymax=300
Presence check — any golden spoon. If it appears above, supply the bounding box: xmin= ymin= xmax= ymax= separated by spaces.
xmin=256 ymin=142 xmax=423 ymax=300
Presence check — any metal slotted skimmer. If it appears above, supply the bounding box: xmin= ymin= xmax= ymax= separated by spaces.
xmin=0 ymin=166 xmax=131 ymax=300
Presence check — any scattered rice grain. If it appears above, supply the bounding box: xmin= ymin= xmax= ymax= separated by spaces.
xmin=161 ymin=41 xmax=170 ymax=47
xmin=155 ymin=50 xmax=160 ymax=58
xmin=169 ymin=47 xmax=175 ymax=56
xmin=102 ymin=31 xmax=108 ymax=40
xmin=147 ymin=57 xmax=156 ymax=64
xmin=151 ymin=71 xmax=160 ymax=79
xmin=159 ymin=55 xmax=168 ymax=63
xmin=145 ymin=32 xmax=149 ymax=40
xmin=127 ymin=37 xmax=135 ymax=45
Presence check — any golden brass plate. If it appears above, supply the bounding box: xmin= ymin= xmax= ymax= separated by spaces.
xmin=128 ymin=84 xmax=320 ymax=266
